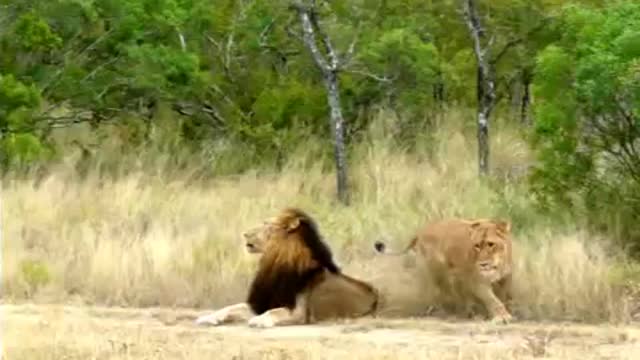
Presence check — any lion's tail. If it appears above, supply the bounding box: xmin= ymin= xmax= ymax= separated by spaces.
xmin=373 ymin=236 xmax=417 ymax=256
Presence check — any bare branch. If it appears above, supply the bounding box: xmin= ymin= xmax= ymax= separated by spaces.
xmin=342 ymin=24 xmax=361 ymax=67
xmin=462 ymin=0 xmax=490 ymax=83
xmin=484 ymin=35 xmax=495 ymax=57
xmin=81 ymin=56 xmax=120 ymax=83
xmin=284 ymin=15 xmax=305 ymax=42
xmin=208 ymin=84 xmax=251 ymax=121
xmin=177 ymin=30 xmax=187 ymax=52
xmin=258 ymin=18 xmax=301 ymax=61
xmin=258 ymin=19 xmax=276 ymax=46
xmin=588 ymin=110 xmax=640 ymax=185
xmin=491 ymin=18 xmax=551 ymax=66
xmin=225 ymin=33 xmax=235 ymax=73
xmin=40 ymin=29 xmax=115 ymax=95
xmin=205 ymin=35 xmax=222 ymax=51
xmin=307 ymin=3 xmax=336 ymax=67
xmin=290 ymin=2 xmax=330 ymax=72
xmin=344 ymin=68 xmax=393 ymax=83
xmin=173 ymin=101 xmax=227 ymax=129
xmin=308 ymin=8 xmax=339 ymax=70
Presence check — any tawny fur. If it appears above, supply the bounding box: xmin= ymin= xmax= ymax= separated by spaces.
xmin=374 ymin=218 xmax=514 ymax=324
xmin=195 ymin=208 xmax=379 ymax=328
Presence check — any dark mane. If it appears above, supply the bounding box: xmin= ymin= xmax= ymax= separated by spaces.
xmin=288 ymin=208 xmax=340 ymax=274
xmin=246 ymin=208 xmax=341 ymax=315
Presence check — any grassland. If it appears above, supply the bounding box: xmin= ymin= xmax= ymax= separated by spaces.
xmin=2 ymin=111 xmax=639 ymax=358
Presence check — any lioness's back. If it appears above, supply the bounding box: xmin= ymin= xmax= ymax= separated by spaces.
xmin=415 ymin=219 xmax=501 ymax=269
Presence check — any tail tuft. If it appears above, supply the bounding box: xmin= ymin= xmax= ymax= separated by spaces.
xmin=373 ymin=241 xmax=386 ymax=253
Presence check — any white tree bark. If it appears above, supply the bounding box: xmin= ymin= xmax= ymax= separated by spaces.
xmin=292 ymin=1 xmax=350 ymax=204
xmin=462 ymin=0 xmax=496 ymax=176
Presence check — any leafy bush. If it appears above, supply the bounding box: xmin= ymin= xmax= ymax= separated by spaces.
xmin=530 ymin=1 xmax=640 ymax=253
xmin=0 ymin=73 xmax=51 ymax=169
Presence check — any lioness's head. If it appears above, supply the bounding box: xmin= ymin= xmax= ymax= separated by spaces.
xmin=468 ymin=219 xmax=512 ymax=282
xmin=241 ymin=208 xmax=310 ymax=254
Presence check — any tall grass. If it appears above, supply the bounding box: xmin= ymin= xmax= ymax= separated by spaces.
xmin=0 ymin=109 xmax=633 ymax=322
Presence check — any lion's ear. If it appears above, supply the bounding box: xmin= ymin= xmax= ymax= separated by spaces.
xmin=495 ymin=220 xmax=511 ymax=233
xmin=286 ymin=217 xmax=301 ymax=232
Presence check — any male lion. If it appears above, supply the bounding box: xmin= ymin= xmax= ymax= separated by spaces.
xmin=195 ymin=208 xmax=379 ymax=328
xmin=374 ymin=218 xmax=513 ymax=324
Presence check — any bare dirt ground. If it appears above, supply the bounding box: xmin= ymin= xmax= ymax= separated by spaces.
xmin=3 ymin=304 xmax=640 ymax=360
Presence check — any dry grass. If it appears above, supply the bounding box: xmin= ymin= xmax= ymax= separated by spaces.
xmin=0 ymin=110 xmax=635 ymax=325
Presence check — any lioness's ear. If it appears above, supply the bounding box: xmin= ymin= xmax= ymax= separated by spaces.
xmin=495 ymin=220 xmax=511 ymax=233
xmin=286 ymin=217 xmax=301 ymax=232
xmin=465 ymin=221 xmax=483 ymax=237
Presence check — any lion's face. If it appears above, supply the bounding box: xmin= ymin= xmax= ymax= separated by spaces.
xmin=242 ymin=218 xmax=276 ymax=254
xmin=469 ymin=220 xmax=512 ymax=282
xmin=242 ymin=213 xmax=301 ymax=254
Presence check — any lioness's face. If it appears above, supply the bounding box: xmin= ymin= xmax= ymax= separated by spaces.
xmin=470 ymin=222 xmax=511 ymax=282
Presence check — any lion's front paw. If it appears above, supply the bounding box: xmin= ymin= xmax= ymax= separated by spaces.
xmin=194 ymin=311 xmax=227 ymax=326
xmin=248 ymin=314 xmax=276 ymax=328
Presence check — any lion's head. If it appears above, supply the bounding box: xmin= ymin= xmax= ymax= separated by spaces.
xmin=242 ymin=217 xmax=282 ymax=254
xmin=244 ymin=208 xmax=341 ymax=315
xmin=467 ymin=219 xmax=512 ymax=282
xmin=242 ymin=208 xmax=340 ymax=271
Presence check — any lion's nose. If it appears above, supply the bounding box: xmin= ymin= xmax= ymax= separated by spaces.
xmin=477 ymin=261 xmax=493 ymax=270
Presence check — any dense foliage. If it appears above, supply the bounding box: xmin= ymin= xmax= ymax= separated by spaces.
xmin=531 ymin=1 xmax=640 ymax=253
xmin=0 ymin=0 xmax=550 ymax=166
xmin=0 ymin=1 xmax=639 ymax=249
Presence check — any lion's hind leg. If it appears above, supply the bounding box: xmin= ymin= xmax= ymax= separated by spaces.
xmin=195 ymin=303 xmax=254 ymax=326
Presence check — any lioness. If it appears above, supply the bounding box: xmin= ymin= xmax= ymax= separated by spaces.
xmin=374 ymin=218 xmax=513 ymax=324
xmin=195 ymin=208 xmax=379 ymax=328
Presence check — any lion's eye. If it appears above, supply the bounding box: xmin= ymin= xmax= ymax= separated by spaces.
xmin=474 ymin=244 xmax=481 ymax=250
xmin=487 ymin=242 xmax=495 ymax=248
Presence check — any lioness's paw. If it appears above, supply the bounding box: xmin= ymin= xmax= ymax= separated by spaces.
xmin=248 ymin=314 xmax=276 ymax=328
xmin=194 ymin=311 xmax=226 ymax=326
xmin=489 ymin=312 xmax=513 ymax=325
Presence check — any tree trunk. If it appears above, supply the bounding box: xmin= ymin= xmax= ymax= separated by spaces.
xmin=292 ymin=1 xmax=352 ymax=205
xmin=478 ymin=105 xmax=490 ymax=175
xmin=323 ymin=70 xmax=349 ymax=205
xmin=463 ymin=0 xmax=496 ymax=177
xmin=476 ymin=66 xmax=485 ymax=105
xmin=510 ymin=79 xmax=522 ymax=116
xmin=520 ymin=70 xmax=532 ymax=126
xmin=475 ymin=65 xmax=492 ymax=175
xmin=433 ymin=70 xmax=446 ymax=107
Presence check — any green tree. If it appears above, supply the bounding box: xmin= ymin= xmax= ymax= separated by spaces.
xmin=530 ymin=1 xmax=640 ymax=252
xmin=0 ymin=73 xmax=50 ymax=168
